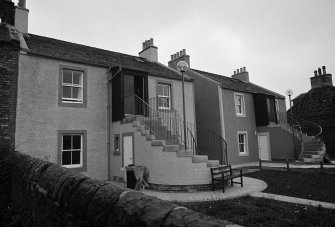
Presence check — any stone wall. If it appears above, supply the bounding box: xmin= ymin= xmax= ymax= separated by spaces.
xmin=0 ymin=151 xmax=233 ymax=226
xmin=0 ymin=37 xmax=20 ymax=157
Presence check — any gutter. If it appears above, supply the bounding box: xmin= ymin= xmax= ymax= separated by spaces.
xmin=106 ymin=66 xmax=122 ymax=181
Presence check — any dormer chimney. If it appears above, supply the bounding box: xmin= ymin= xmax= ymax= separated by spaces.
xmin=310 ymin=66 xmax=333 ymax=88
xmin=139 ymin=38 xmax=158 ymax=62
xmin=232 ymin=67 xmax=249 ymax=83
xmin=168 ymin=49 xmax=190 ymax=70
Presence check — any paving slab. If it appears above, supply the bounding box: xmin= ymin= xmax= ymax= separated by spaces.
xmin=141 ymin=177 xmax=267 ymax=202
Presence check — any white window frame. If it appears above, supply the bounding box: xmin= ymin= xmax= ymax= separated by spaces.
xmin=234 ymin=93 xmax=246 ymax=117
xmin=157 ymin=83 xmax=172 ymax=110
xmin=62 ymin=69 xmax=84 ymax=103
xmin=275 ymin=100 xmax=280 ymax=124
xmin=61 ymin=134 xmax=83 ymax=168
xmin=237 ymin=131 xmax=248 ymax=156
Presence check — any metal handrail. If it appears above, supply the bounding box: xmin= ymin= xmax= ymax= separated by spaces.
xmin=287 ymin=112 xmax=324 ymax=157
xmin=196 ymin=128 xmax=228 ymax=165
xmin=123 ymin=94 xmax=198 ymax=153
xmin=148 ymin=96 xmax=228 ymax=164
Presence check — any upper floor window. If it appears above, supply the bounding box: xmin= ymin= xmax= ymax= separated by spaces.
xmin=237 ymin=131 xmax=248 ymax=156
xmin=59 ymin=65 xmax=87 ymax=108
xmin=62 ymin=69 xmax=83 ymax=103
xmin=157 ymin=83 xmax=171 ymax=110
xmin=58 ymin=130 xmax=87 ymax=172
xmin=234 ymin=93 xmax=245 ymax=117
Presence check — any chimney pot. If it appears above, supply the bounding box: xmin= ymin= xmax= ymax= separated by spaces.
xmin=18 ymin=0 xmax=26 ymax=8
xmin=180 ymin=50 xmax=183 ymax=56
xmin=234 ymin=71 xmax=236 ymax=75
xmin=243 ymin=67 xmax=246 ymax=72
xmin=150 ymin=38 xmax=154 ymax=45
xmin=318 ymin=67 xmax=322 ymax=76
xmin=240 ymin=67 xmax=243 ymax=72
xmin=237 ymin=69 xmax=240 ymax=74
xmin=314 ymin=70 xmax=318 ymax=77
xmin=322 ymin=66 xmax=326 ymax=75
xmin=176 ymin=52 xmax=180 ymax=58
xmin=171 ymin=55 xmax=174 ymax=60
xmin=183 ymin=49 xmax=186 ymax=55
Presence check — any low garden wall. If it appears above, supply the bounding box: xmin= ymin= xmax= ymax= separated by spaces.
xmin=0 ymin=151 xmax=233 ymax=226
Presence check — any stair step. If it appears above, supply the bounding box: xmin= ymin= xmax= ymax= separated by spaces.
xmin=146 ymin=134 xmax=155 ymax=141
xmin=177 ymin=150 xmax=193 ymax=157
xmin=132 ymin=121 xmax=141 ymax=127
xmin=163 ymin=145 xmax=180 ymax=152
xmin=192 ymin=155 xmax=208 ymax=163
xmin=151 ymin=140 xmax=165 ymax=146
xmin=207 ymin=160 xmax=220 ymax=167
xmin=141 ymin=130 xmax=150 ymax=136
xmin=136 ymin=125 xmax=144 ymax=131
xmin=299 ymin=157 xmax=322 ymax=163
xmin=301 ymin=151 xmax=320 ymax=155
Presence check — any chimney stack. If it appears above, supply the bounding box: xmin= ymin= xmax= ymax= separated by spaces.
xmin=232 ymin=67 xmax=249 ymax=83
xmin=138 ymin=38 xmax=158 ymax=62
xmin=168 ymin=49 xmax=190 ymax=71
xmin=310 ymin=66 xmax=333 ymax=88
xmin=14 ymin=0 xmax=29 ymax=34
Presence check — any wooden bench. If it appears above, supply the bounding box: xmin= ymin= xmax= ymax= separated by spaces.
xmin=210 ymin=165 xmax=243 ymax=192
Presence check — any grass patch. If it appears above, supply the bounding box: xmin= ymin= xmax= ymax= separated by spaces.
xmin=245 ymin=169 xmax=335 ymax=203
xmin=178 ymin=196 xmax=335 ymax=226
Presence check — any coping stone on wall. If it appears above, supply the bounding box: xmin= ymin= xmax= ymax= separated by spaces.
xmin=107 ymin=191 xmax=177 ymax=226
xmin=86 ymin=183 xmax=125 ymax=226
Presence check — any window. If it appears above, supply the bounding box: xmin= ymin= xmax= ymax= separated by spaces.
xmin=114 ymin=134 xmax=120 ymax=155
xmin=234 ymin=93 xmax=245 ymax=117
xmin=59 ymin=65 xmax=87 ymax=108
xmin=275 ymin=100 xmax=280 ymax=124
xmin=237 ymin=132 xmax=248 ymax=156
xmin=58 ymin=130 xmax=87 ymax=171
xmin=157 ymin=83 xmax=171 ymax=110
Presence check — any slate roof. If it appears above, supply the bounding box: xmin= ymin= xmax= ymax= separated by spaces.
xmin=191 ymin=68 xmax=285 ymax=99
xmin=23 ymin=33 xmax=191 ymax=81
xmin=0 ymin=25 xmax=10 ymax=42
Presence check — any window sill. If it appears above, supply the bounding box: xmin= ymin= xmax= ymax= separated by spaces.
xmin=235 ymin=114 xmax=246 ymax=118
xmin=238 ymin=153 xmax=248 ymax=157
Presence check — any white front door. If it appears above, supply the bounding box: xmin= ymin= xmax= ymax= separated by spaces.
xmin=258 ymin=133 xmax=271 ymax=160
xmin=123 ymin=135 xmax=134 ymax=166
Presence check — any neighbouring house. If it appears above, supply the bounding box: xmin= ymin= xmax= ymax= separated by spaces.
xmin=290 ymin=66 xmax=334 ymax=159
xmin=0 ymin=0 xmax=227 ymax=191
xmin=168 ymin=50 xmax=295 ymax=164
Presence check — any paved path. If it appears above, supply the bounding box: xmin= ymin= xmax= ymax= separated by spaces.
xmin=141 ymin=177 xmax=267 ymax=202
xmin=251 ymin=192 xmax=335 ymax=209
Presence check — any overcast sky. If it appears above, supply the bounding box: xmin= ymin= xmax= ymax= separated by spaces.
xmin=23 ymin=0 xmax=335 ymax=107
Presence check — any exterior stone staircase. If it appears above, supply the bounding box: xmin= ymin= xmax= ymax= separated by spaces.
xmin=298 ymin=135 xmax=326 ymax=163
xmin=132 ymin=118 xmax=220 ymax=168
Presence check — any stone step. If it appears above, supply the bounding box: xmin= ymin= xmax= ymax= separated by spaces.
xmin=141 ymin=129 xmax=150 ymax=136
xmin=146 ymin=134 xmax=155 ymax=141
xmin=301 ymin=151 xmax=320 ymax=155
xmin=300 ymin=154 xmax=321 ymax=159
xmin=207 ymin=160 xmax=220 ymax=167
xmin=163 ymin=144 xmax=180 ymax=152
xmin=136 ymin=125 xmax=145 ymax=131
xmin=151 ymin=140 xmax=165 ymax=146
xmin=177 ymin=150 xmax=193 ymax=157
xmin=299 ymin=157 xmax=322 ymax=163
xmin=192 ymin=155 xmax=208 ymax=163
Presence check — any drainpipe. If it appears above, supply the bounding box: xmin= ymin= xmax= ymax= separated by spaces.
xmin=107 ymin=66 xmax=122 ymax=181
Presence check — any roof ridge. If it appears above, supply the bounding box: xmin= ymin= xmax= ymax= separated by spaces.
xmin=28 ymin=33 xmax=146 ymax=60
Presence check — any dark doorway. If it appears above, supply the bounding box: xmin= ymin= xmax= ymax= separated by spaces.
xmin=112 ymin=70 xmax=148 ymax=122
